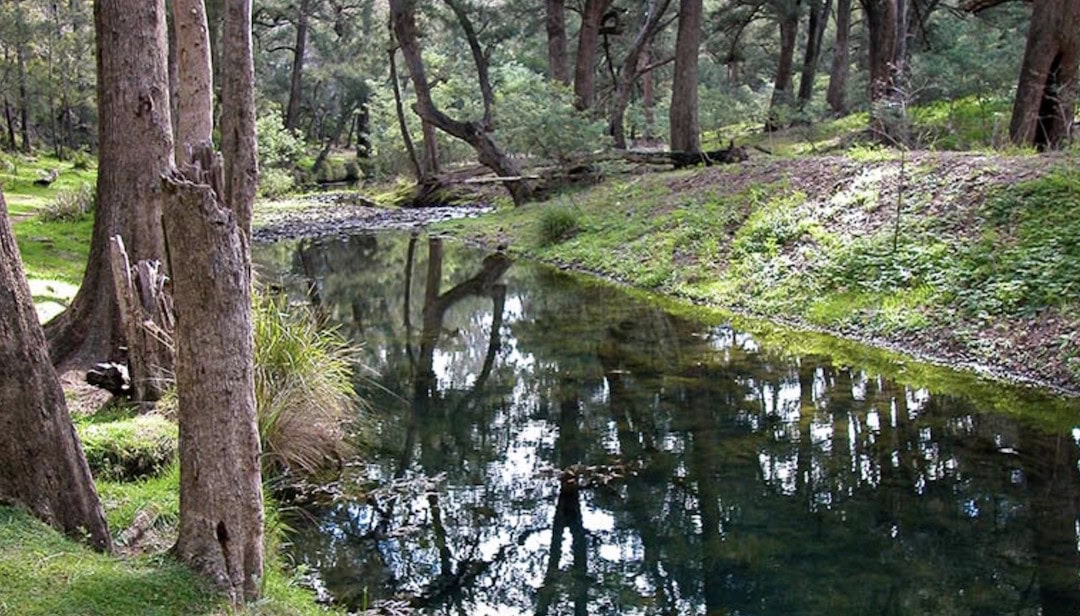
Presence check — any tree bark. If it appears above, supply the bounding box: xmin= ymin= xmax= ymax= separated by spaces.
xmin=573 ymin=0 xmax=613 ymax=110
xmin=669 ymin=0 xmax=703 ymax=152
xmin=765 ymin=1 xmax=800 ymax=131
xmin=1009 ymin=0 xmax=1080 ymax=149
xmin=388 ymin=47 xmax=423 ymax=181
xmin=861 ymin=0 xmax=902 ymax=140
xmin=46 ymin=0 xmax=174 ymax=374
xmin=826 ymin=0 xmax=851 ymax=114
xmin=0 ymin=191 xmax=111 ymax=553
xmin=284 ymin=0 xmax=310 ymax=132
xmin=14 ymin=0 xmax=31 ymax=153
xmin=390 ymin=0 xmax=531 ymax=204
xmin=546 ymin=0 xmax=570 ymax=84
xmin=173 ymin=0 xmax=215 ymax=153
xmin=219 ymin=0 xmax=257 ymax=235
xmin=164 ymin=146 xmax=262 ymax=605
xmin=797 ymin=0 xmax=831 ymax=107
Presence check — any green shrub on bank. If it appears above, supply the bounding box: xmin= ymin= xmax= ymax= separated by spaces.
xmin=253 ymin=294 xmax=361 ymax=477
xmin=538 ymin=206 xmax=580 ymax=246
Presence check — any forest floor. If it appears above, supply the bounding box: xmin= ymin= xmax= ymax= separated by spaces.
xmin=432 ymin=149 xmax=1080 ymax=395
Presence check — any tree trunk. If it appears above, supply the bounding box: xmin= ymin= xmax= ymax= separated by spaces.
xmin=167 ymin=0 xmax=180 ymax=139
xmin=1009 ymin=0 xmax=1080 ymax=149
xmin=0 ymin=191 xmax=112 ymax=553
xmin=573 ymin=0 xmax=613 ymax=110
xmin=390 ymin=0 xmax=531 ymax=204
xmin=669 ymin=0 xmax=703 ymax=152
xmin=46 ymin=0 xmax=174 ymax=375
xmin=168 ymin=2 xmax=263 ymax=599
xmin=546 ymin=0 xmax=570 ymax=84
xmin=610 ymin=0 xmax=672 ymax=149
xmin=14 ymin=0 xmax=31 ymax=153
xmin=826 ymin=0 xmax=851 ymax=114
xmin=388 ymin=47 xmax=423 ymax=181
xmin=3 ymin=96 xmax=15 ymax=151
xmin=765 ymin=3 xmax=800 ymax=131
xmin=284 ymin=0 xmax=310 ymax=132
xmin=797 ymin=0 xmax=831 ymax=107
xmin=165 ymin=146 xmax=262 ymax=605
xmin=420 ymin=120 xmax=440 ymax=178
xmin=864 ymin=0 xmax=898 ymax=101
xmin=641 ymin=45 xmax=655 ymax=140
xmin=173 ymin=0 xmax=215 ymax=153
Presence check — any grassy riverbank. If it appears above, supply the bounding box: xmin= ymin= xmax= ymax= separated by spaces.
xmin=437 ymin=150 xmax=1080 ymax=393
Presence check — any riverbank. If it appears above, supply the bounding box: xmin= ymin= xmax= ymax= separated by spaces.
xmin=433 ymin=151 xmax=1080 ymax=395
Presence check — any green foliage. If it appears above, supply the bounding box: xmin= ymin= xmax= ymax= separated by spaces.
xmin=493 ymin=64 xmax=611 ymax=162
xmin=70 ymin=148 xmax=95 ymax=171
xmin=537 ymin=205 xmax=580 ymax=246
xmin=257 ymin=167 xmax=296 ymax=200
xmin=253 ymin=293 xmax=361 ymax=478
xmin=39 ymin=184 xmax=95 ymax=223
xmin=76 ymin=414 xmax=178 ymax=482
xmin=951 ymin=172 xmax=1080 ymax=317
xmin=256 ymin=105 xmax=305 ymax=170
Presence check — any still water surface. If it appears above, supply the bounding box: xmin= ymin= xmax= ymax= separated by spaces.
xmin=253 ymin=231 xmax=1080 ymax=615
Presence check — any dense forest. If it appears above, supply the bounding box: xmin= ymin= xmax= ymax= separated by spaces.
xmin=0 ymin=0 xmax=1072 ymax=188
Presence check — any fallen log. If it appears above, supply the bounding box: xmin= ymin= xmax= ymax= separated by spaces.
xmin=621 ymin=142 xmax=750 ymax=168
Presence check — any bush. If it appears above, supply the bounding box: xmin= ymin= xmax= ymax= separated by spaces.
xmin=77 ymin=414 xmax=178 ymax=482
xmin=253 ymin=293 xmax=361 ymax=478
xmin=258 ymin=167 xmax=296 ymax=199
xmin=256 ymin=104 xmax=305 ymax=169
xmin=71 ymin=148 xmax=95 ymax=170
xmin=39 ymin=184 xmax=95 ymax=222
xmin=538 ymin=206 xmax=580 ymax=246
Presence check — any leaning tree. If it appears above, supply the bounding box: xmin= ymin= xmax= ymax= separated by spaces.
xmin=0 ymin=190 xmax=111 ymax=553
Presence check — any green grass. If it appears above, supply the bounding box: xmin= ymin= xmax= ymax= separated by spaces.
xmin=76 ymin=413 xmax=178 ymax=482
xmin=0 ymin=153 xmax=97 ymax=218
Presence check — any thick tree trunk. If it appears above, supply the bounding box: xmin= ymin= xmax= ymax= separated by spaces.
xmin=390 ymin=0 xmax=530 ymax=204
xmin=284 ymin=0 xmax=310 ymax=132
xmin=173 ymin=0 xmax=215 ymax=153
xmin=167 ymin=0 xmax=180 ymax=138
xmin=0 ymin=192 xmax=112 ymax=553
xmin=669 ymin=0 xmax=703 ymax=152
xmin=574 ymin=0 xmax=613 ymax=110
xmin=1009 ymin=0 xmax=1080 ymax=149
xmin=765 ymin=4 xmax=799 ymax=131
xmin=164 ymin=146 xmax=262 ymax=605
xmin=169 ymin=0 xmax=262 ymax=600
xmin=3 ymin=95 xmax=15 ymax=151
xmin=46 ymin=0 xmax=174 ymax=375
xmin=826 ymin=0 xmax=851 ymax=114
xmin=862 ymin=0 xmax=903 ymax=141
xmin=546 ymin=0 xmax=570 ymax=84
xmin=797 ymin=0 xmax=831 ymax=106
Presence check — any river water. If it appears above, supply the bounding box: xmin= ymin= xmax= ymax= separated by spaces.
xmin=253 ymin=231 xmax=1080 ymax=615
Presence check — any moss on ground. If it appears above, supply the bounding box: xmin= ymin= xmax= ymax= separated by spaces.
xmin=437 ymin=152 xmax=1080 ymax=390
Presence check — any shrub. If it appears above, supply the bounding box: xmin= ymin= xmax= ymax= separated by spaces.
xmin=39 ymin=184 xmax=95 ymax=222
xmin=258 ymin=167 xmax=296 ymax=199
xmin=538 ymin=206 xmax=580 ymax=246
xmin=256 ymin=104 xmax=305 ymax=169
xmin=253 ymin=293 xmax=361 ymax=478
xmin=77 ymin=414 xmax=178 ymax=482
xmin=71 ymin=148 xmax=95 ymax=170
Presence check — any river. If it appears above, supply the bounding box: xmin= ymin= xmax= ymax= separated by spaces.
xmin=252 ymin=230 xmax=1080 ymax=615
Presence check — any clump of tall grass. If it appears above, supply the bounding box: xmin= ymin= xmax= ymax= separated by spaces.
xmin=537 ymin=205 xmax=580 ymax=246
xmin=253 ymin=293 xmax=362 ymax=478
xmin=39 ymin=184 xmax=94 ymax=222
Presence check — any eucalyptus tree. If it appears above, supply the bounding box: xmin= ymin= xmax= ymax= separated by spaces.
xmin=46 ymin=0 xmax=175 ymax=404
xmin=165 ymin=0 xmax=264 ymax=603
xmin=670 ymin=0 xmax=703 ymax=151
xmin=826 ymin=0 xmax=852 ymax=113
xmin=1008 ymin=0 xmax=1080 ymax=148
xmin=0 ymin=190 xmax=111 ymax=553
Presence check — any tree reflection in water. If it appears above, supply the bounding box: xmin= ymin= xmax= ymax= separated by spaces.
xmin=254 ymin=232 xmax=1080 ymax=615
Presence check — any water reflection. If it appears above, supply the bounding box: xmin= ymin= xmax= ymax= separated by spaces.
xmin=253 ymin=232 xmax=1080 ymax=615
